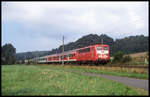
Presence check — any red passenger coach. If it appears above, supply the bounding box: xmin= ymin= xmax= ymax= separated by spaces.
xmin=47 ymin=50 xmax=77 ymax=63
xmin=34 ymin=44 xmax=110 ymax=64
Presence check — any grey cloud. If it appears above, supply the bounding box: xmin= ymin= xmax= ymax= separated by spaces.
xmin=2 ymin=2 xmax=148 ymax=52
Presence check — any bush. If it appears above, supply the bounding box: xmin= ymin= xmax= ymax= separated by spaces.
xmin=112 ymin=52 xmax=132 ymax=64
xmin=122 ymin=55 xmax=132 ymax=63
xmin=112 ymin=51 xmax=124 ymax=63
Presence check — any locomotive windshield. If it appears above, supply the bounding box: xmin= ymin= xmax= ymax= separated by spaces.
xmin=104 ymin=47 xmax=108 ymax=50
xmin=97 ymin=47 xmax=102 ymax=50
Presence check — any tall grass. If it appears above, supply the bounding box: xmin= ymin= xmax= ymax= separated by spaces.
xmin=2 ymin=65 xmax=148 ymax=95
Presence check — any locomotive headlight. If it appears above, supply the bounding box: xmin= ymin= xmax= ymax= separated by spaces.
xmin=98 ymin=54 xmax=102 ymax=58
xmin=103 ymin=55 xmax=107 ymax=58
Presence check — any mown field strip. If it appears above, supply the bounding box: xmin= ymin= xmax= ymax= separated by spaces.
xmin=2 ymin=65 xmax=148 ymax=96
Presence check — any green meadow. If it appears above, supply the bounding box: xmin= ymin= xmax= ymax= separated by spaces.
xmin=2 ymin=64 xmax=148 ymax=96
xmin=61 ymin=65 xmax=148 ymax=79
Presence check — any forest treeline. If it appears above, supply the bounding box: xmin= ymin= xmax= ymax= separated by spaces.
xmin=15 ymin=34 xmax=148 ymax=61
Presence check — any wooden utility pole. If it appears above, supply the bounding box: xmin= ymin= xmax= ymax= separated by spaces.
xmin=62 ymin=35 xmax=64 ymax=65
xmin=101 ymin=39 xmax=103 ymax=45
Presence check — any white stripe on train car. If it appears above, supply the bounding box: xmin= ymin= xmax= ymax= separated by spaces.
xmin=47 ymin=59 xmax=76 ymax=62
xmin=97 ymin=50 xmax=108 ymax=54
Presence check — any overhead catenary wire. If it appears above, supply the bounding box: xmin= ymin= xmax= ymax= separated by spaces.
xmin=62 ymin=35 xmax=64 ymax=65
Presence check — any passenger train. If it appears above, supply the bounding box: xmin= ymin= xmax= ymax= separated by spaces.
xmin=30 ymin=44 xmax=110 ymax=64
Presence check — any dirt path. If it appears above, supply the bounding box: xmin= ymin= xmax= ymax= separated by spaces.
xmin=66 ymin=70 xmax=149 ymax=91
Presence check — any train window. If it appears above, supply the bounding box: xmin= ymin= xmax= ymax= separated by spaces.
xmin=48 ymin=57 xmax=51 ymax=60
xmin=69 ymin=54 xmax=71 ymax=57
xmin=64 ymin=55 xmax=67 ymax=58
xmin=87 ymin=48 xmax=90 ymax=52
xmin=69 ymin=54 xmax=73 ymax=57
xmin=73 ymin=53 xmax=75 ymax=57
xmin=61 ymin=56 xmax=64 ymax=59
xmin=104 ymin=47 xmax=108 ymax=50
xmin=97 ymin=47 xmax=102 ymax=50
xmin=78 ymin=48 xmax=90 ymax=53
xmin=70 ymin=53 xmax=75 ymax=57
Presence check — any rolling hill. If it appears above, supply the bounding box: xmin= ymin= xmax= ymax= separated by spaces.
xmin=16 ymin=34 xmax=148 ymax=61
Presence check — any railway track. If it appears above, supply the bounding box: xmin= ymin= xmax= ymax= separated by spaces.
xmin=104 ymin=65 xmax=148 ymax=69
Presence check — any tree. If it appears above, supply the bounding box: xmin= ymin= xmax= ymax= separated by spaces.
xmin=2 ymin=43 xmax=16 ymax=65
xmin=112 ymin=51 xmax=124 ymax=63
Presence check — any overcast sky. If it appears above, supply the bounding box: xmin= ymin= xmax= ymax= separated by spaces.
xmin=2 ymin=1 xmax=148 ymax=53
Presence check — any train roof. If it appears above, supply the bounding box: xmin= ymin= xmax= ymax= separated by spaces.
xmin=75 ymin=44 xmax=109 ymax=50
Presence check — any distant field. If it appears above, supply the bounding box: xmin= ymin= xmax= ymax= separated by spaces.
xmin=129 ymin=52 xmax=148 ymax=65
xmin=128 ymin=52 xmax=148 ymax=58
xmin=2 ymin=65 xmax=148 ymax=96
xmin=110 ymin=52 xmax=148 ymax=58
xmin=111 ymin=52 xmax=148 ymax=65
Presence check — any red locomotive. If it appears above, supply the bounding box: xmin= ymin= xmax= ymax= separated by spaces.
xmin=31 ymin=44 xmax=110 ymax=64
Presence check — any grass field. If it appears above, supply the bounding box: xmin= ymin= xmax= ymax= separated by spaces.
xmin=61 ymin=65 xmax=148 ymax=79
xmin=2 ymin=64 xmax=148 ymax=96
